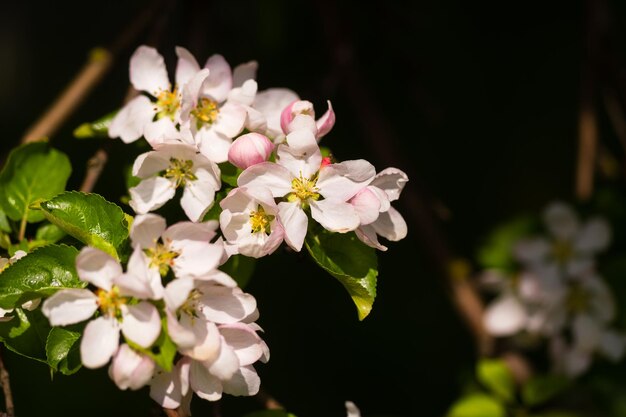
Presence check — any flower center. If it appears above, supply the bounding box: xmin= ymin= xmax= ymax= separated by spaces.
xmin=191 ymin=98 xmax=220 ymax=129
xmin=249 ymin=205 xmax=275 ymax=234
xmin=145 ymin=242 xmax=179 ymax=276
xmin=180 ymin=289 xmax=203 ymax=320
xmin=566 ymin=283 xmax=590 ymax=314
xmin=155 ymin=87 xmax=180 ymax=121
xmin=97 ymin=286 xmax=127 ymax=319
xmin=164 ymin=158 xmax=197 ymax=188
xmin=288 ymin=175 xmax=320 ymax=205
xmin=552 ymin=240 xmax=573 ymax=264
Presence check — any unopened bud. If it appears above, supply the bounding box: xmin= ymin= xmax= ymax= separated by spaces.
xmin=228 ymin=133 xmax=274 ymax=169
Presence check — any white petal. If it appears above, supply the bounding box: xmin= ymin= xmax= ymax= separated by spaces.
xmin=346 ymin=401 xmax=361 ymax=417
xmin=150 ymin=358 xmax=190 ymax=409
xmin=222 ymin=365 xmax=260 ymax=396
xmin=370 ymin=167 xmax=409 ymax=202
xmin=109 ymin=344 xmax=155 ymax=390
xmin=207 ymin=338 xmax=240 ymax=380
xmin=317 ymin=160 xmax=376 ymax=201
xmin=310 ymin=199 xmax=360 ymax=233
xmin=219 ymin=323 xmax=263 ymax=366
xmin=165 ymin=310 xmax=196 ymax=348
xmin=121 ymin=302 xmax=161 ymax=348
xmin=130 ymin=46 xmax=170 ymax=95
xmin=574 ymin=218 xmax=611 ymax=253
xmin=129 ymin=177 xmax=176 ymax=215
xmin=277 ymin=130 xmax=322 ymax=179
xmin=115 ymin=249 xmax=164 ymax=300
xmin=228 ymin=79 xmax=257 ymax=106
xmin=237 ymin=163 xmax=293 ymax=198
xmin=175 ymin=46 xmax=201 ymax=87
xmin=181 ymin=69 xmax=211 ymax=122
xmin=108 ymin=96 xmax=155 ymax=143
xmin=253 ymin=88 xmax=299 ymax=138
xmin=243 ymin=105 xmax=268 ymax=133
xmin=544 ymin=202 xmax=579 ymax=241
xmin=350 ymin=188 xmax=383 ymax=225
xmin=233 ymin=61 xmax=258 ymax=87
xmin=81 ymin=316 xmax=120 ymax=369
xmin=131 ymin=213 xmax=167 ymax=249
xmin=278 ymin=201 xmax=308 ymax=251
xmin=197 ymin=128 xmax=233 ymax=164
xmin=203 ymin=54 xmax=233 ymax=103
xmin=164 ymin=278 xmax=195 ymax=312
xmin=483 ymin=294 xmax=527 ymax=336
xmin=599 ymin=330 xmax=626 ymax=361
xmin=181 ymin=317 xmax=222 ymax=362
xmin=144 ymin=118 xmax=181 ymax=148
xmin=164 ymin=221 xmax=219 ymax=245
xmin=371 ymin=207 xmax=408 ymax=241
xmin=181 ymin=170 xmax=218 ymax=222
xmin=315 ymin=100 xmax=336 ymax=139
xmin=76 ymin=247 xmax=121 ymax=290
xmin=214 ymin=102 xmax=246 ymax=138
xmin=41 ymin=289 xmax=98 ymax=326
xmin=513 ymin=238 xmax=551 ymax=264
xmin=190 ymin=360 xmax=223 ymax=401
xmin=174 ymin=242 xmax=224 ymax=279
xmin=132 ymin=150 xmax=171 ymax=178
xmin=199 ymin=285 xmax=257 ymax=324
xmin=355 ymin=225 xmax=388 ymax=251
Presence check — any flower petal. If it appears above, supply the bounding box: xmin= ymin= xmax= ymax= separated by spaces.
xmin=190 ymin=360 xmax=223 ymax=401
xmin=215 ymin=102 xmax=247 ymax=138
xmin=76 ymin=247 xmax=122 ymax=290
xmin=81 ymin=316 xmax=120 ymax=369
xmin=253 ymin=88 xmax=299 ymax=139
xmin=317 ymin=160 xmax=375 ymax=201
xmin=42 ymin=289 xmax=98 ymax=326
xmin=238 ymin=163 xmax=293 ymax=198
xmin=315 ymin=100 xmax=336 ymax=139
xmin=131 ymin=213 xmax=167 ymax=249
xmin=108 ymin=95 xmax=155 ymax=143
xmin=310 ymin=199 xmax=360 ymax=233
xmin=371 ymin=207 xmax=408 ymax=241
xmin=129 ymin=177 xmax=176 ymax=215
xmin=599 ymin=330 xmax=626 ymax=361
xmin=199 ymin=285 xmax=257 ymax=324
xmin=277 ymin=201 xmax=308 ymax=251
xmin=574 ymin=218 xmax=611 ymax=254
xmin=222 ymin=365 xmax=260 ymax=396
xmin=233 ymin=61 xmax=258 ymax=87
xmin=203 ymin=54 xmax=233 ymax=103
xmin=175 ymin=46 xmax=201 ymax=87
xmin=228 ymin=79 xmax=257 ymax=106
xmin=219 ymin=323 xmax=263 ymax=366
xmin=370 ymin=167 xmax=409 ymax=202
xmin=181 ymin=170 xmax=218 ymax=222
xmin=121 ymin=302 xmax=161 ymax=348
xmin=483 ymin=294 xmax=527 ymax=336
xmin=544 ymin=202 xmax=579 ymax=241
xmin=130 ymin=46 xmax=170 ymax=95
xmin=109 ymin=343 xmax=155 ymax=390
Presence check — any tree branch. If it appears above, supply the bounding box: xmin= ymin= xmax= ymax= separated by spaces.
xmin=0 ymin=348 xmax=14 ymax=417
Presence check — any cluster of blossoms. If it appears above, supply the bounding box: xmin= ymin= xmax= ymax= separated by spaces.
xmin=28 ymin=45 xmax=408 ymax=413
xmin=483 ymin=202 xmax=625 ymax=377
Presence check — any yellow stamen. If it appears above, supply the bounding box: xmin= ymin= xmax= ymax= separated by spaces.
xmin=164 ymin=158 xmax=197 ymax=188
xmin=191 ymin=98 xmax=220 ymax=129
xmin=145 ymin=242 xmax=180 ymax=276
xmin=249 ymin=205 xmax=275 ymax=234
xmin=155 ymin=87 xmax=180 ymax=121
xmin=287 ymin=174 xmax=320 ymax=206
xmin=97 ymin=286 xmax=127 ymax=319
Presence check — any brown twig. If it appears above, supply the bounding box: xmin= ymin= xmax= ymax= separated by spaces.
xmin=20 ymin=3 xmax=164 ymax=145
xmin=0 ymin=348 xmax=14 ymax=417
xmin=256 ymin=388 xmax=284 ymax=410
xmin=163 ymin=408 xmax=180 ymax=417
xmin=79 ymin=148 xmax=109 ymax=193
xmin=576 ymin=95 xmax=598 ymax=201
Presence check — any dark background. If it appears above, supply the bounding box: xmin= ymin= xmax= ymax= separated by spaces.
xmin=1 ymin=1 xmax=624 ymax=416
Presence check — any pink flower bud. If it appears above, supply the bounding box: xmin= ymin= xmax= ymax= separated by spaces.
xmin=321 ymin=156 xmax=332 ymax=168
xmin=228 ymin=133 xmax=274 ymax=169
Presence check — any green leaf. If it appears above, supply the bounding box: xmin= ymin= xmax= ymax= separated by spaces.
xmin=522 ymin=375 xmax=571 ymax=407
xmin=73 ymin=111 xmax=117 ymax=139
xmin=0 ymin=308 xmax=51 ymax=363
xmin=128 ymin=318 xmax=176 ymax=372
xmin=203 ymin=189 xmax=228 ymax=222
xmin=35 ymin=223 xmax=66 ymax=243
xmin=8 ymin=308 xmax=31 ymax=338
xmin=305 ymin=230 xmax=378 ymax=320
xmin=477 ymin=216 xmax=536 ymax=271
xmin=476 ymin=359 xmax=515 ymax=403
xmin=447 ymin=394 xmax=506 ymax=417
xmin=218 ymin=162 xmax=241 ymax=187
xmin=0 ymin=244 xmax=83 ymax=309
xmin=219 ymin=254 xmax=256 ymax=288
xmin=243 ymin=411 xmax=297 ymax=417
xmin=46 ymin=327 xmax=82 ymax=375
xmin=37 ymin=192 xmax=130 ymax=260
xmin=0 ymin=208 xmax=10 ymax=233
xmin=0 ymin=142 xmax=71 ymax=224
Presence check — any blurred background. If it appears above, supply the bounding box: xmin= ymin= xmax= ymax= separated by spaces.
xmin=2 ymin=1 xmax=626 ymax=416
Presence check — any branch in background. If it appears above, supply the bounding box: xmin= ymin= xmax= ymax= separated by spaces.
xmin=20 ymin=2 xmax=164 ymax=145
xmin=163 ymin=408 xmax=180 ymax=417
xmin=576 ymin=98 xmax=597 ymax=201
xmin=79 ymin=148 xmax=109 ymax=193
xmin=256 ymin=388 xmax=285 ymax=410
xmin=603 ymin=91 xmax=626 ymax=165
xmin=0 ymin=348 xmax=14 ymax=417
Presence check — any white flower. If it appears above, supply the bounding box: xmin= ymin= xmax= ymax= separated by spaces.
xmin=130 ymin=213 xmax=224 ymax=278
xmin=280 ymin=99 xmax=336 ymax=140
xmin=41 ymin=247 xmax=162 ymax=369
xmin=238 ymin=129 xmax=375 ymax=250
xmin=219 ymin=187 xmax=285 ymax=258
xmin=109 ymin=46 xmax=189 ymax=145
xmin=353 ymin=168 xmax=408 ymax=251
xmin=129 ymin=143 xmax=221 ymax=222
xmin=514 ymin=202 xmax=611 ymax=277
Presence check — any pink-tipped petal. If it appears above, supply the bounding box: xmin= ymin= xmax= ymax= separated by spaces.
xmin=203 ymin=54 xmax=233 ymax=103
xmin=315 ymin=100 xmax=336 ymax=139
xmin=76 ymin=247 xmax=122 ymax=290
xmin=130 ymin=46 xmax=170 ymax=95
xmin=175 ymin=46 xmax=201 ymax=87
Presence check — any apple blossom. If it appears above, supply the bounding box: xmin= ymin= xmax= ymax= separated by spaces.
xmin=129 ymin=143 xmax=221 ymax=222
xmin=42 ymin=247 xmax=162 ymax=369
xmin=280 ymin=99 xmax=336 ymax=140
xmin=227 ymin=132 xmax=274 ymax=170
xmin=238 ymin=128 xmax=375 ymax=250
xmin=252 ymin=88 xmax=299 ymax=140
xmin=219 ymin=186 xmax=285 ymax=258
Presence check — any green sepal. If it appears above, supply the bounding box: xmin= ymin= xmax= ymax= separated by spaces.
xmin=305 ymin=229 xmax=378 ymax=320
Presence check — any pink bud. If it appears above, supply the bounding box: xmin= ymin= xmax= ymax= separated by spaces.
xmin=321 ymin=156 xmax=332 ymax=168
xmin=228 ymin=133 xmax=275 ymax=169
xmin=280 ymin=100 xmax=315 ymax=134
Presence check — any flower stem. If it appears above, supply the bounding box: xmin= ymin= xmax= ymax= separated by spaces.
xmin=17 ymin=215 xmax=27 ymax=243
